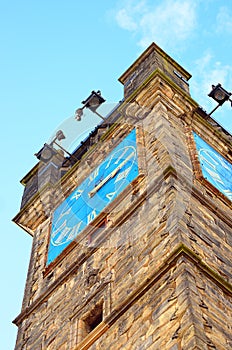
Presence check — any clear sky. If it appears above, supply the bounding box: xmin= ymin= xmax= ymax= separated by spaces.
xmin=1 ymin=1 xmax=232 ymax=349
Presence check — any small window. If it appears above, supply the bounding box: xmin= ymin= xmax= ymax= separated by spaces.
xmin=78 ymin=302 xmax=103 ymax=342
xmin=84 ymin=303 xmax=103 ymax=334
xmin=71 ymin=285 xmax=111 ymax=348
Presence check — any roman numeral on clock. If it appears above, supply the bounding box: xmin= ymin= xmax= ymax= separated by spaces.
xmin=87 ymin=209 xmax=98 ymax=224
xmin=88 ymin=168 xmax=100 ymax=184
xmin=72 ymin=189 xmax=83 ymax=200
xmin=114 ymin=168 xmax=130 ymax=183
xmin=106 ymin=192 xmax=116 ymax=200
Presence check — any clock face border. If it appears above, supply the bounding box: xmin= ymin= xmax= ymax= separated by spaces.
xmin=192 ymin=131 xmax=232 ymax=203
xmin=46 ymin=128 xmax=143 ymax=266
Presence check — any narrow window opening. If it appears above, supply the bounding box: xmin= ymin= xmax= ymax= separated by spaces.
xmin=82 ymin=302 xmax=103 ymax=338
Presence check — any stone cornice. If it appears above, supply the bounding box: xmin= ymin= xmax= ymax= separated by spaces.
xmin=191 ymin=182 xmax=232 ymax=226
xmin=105 ymin=244 xmax=232 ymax=329
xmin=13 ymin=219 xmax=232 ymax=328
xmin=120 ymin=68 xmax=232 ymax=149
xmin=121 ymin=68 xmax=196 ymax=108
xmin=13 ymin=246 xmax=96 ymax=326
xmin=12 ymin=182 xmax=53 ymax=236
xmin=73 ymin=244 xmax=232 ymax=349
xmin=191 ymin=109 xmax=232 ymax=150
xmin=74 ymin=322 xmax=109 ymax=350
xmin=20 ymin=163 xmax=39 ymax=186
xmin=118 ymin=42 xmax=191 ymax=85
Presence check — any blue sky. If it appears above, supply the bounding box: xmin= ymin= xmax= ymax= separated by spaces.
xmin=1 ymin=1 xmax=232 ymax=349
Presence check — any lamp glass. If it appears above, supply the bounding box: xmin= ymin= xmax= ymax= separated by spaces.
xmin=208 ymin=84 xmax=231 ymax=105
xmin=213 ymin=88 xmax=226 ymax=101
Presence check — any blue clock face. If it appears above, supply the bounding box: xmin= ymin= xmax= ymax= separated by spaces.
xmin=193 ymin=132 xmax=232 ymax=201
xmin=47 ymin=129 xmax=139 ymax=264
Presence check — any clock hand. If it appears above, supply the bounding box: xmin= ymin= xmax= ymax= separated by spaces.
xmin=88 ymin=167 xmax=119 ymax=197
xmin=88 ymin=152 xmax=134 ymax=198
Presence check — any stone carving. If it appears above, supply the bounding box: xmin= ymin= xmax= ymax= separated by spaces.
xmin=85 ymin=268 xmax=99 ymax=289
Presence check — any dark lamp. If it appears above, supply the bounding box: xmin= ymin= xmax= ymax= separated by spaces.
xmin=208 ymin=83 xmax=232 ymax=115
xmin=208 ymin=84 xmax=231 ymax=105
xmin=75 ymin=90 xmax=106 ymax=121
xmin=82 ymin=90 xmax=105 ymax=112
xmin=35 ymin=129 xmax=78 ymax=163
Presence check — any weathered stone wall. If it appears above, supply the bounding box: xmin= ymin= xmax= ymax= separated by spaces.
xmin=14 ymin=63 xmax=232 ymax=349
xmin=15 ymin=250 xmax=232 ymax=349
xmin=92 ymin=257 xmax=232 ymax=350
xmin=119 ymin=42 xmax=191 ymax=98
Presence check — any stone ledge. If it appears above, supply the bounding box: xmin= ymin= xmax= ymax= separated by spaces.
xmin=104 ymin=244 xmax=232 ymax=330
xmin=74 ymin=322 xmax=109 ymax=350
xmin=71 ymin=243 xmax=232 ymax=349
xmin=13 ymin=243 xmax=232 ymax=329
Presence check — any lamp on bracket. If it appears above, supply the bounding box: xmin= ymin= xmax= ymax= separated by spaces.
xmin=35 ymin=130 xmax=78 ymax=163
xmin=208 ymin=83 xmax=232 ymax=115
xmin=75 ymin=90 xmax=106 ymax=121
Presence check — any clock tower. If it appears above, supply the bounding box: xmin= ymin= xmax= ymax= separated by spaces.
xmin=13 ymin=43 xmax=232 ymax=349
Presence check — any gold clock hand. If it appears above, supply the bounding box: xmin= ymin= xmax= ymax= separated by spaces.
xmin=88 ymin=152 xmax=134 ymax=198
xmin=88 ymin=166 xmax=120 ymax=198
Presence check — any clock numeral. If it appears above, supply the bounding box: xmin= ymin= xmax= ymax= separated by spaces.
xmin=56 ymin=227 xmax=71 ymax=244
xmin=55 ymin=208 xmax=72 ymax=224
xmin=88 ymin=168 xmax=99 ymax=184
xmin=199 ymin=151 xmax=217 ymax=170
xmin=204 ymin=166 xmax=224 ymax=185
xmin=51 ymin=221 xmax=83 ymax=246
xmin=105 ymin=147 xmax=132 ymax=169
xmin=106 ymin=191 xmax=116 ymax=200
xmin=114 ymin=148 xmax=129 ymax=164
xmin=66 ymin=222 xmax=83 ymax=241
xmin=114 ymin=167 xmax=130 ymax=183
xmin=72 ymin=189 xmax=83 ymax=200
xmin=52 ymin=219 xmax=67 ymax=237
xmin=87 ymin=209 xmax=98 ymax=224
xmin=200 ymin=149 xmax=230 ymax=171
xmin=105 ymin=154 xmax=114 ymax=169
xmin=52 ymin=222 xmax=71 ymax=245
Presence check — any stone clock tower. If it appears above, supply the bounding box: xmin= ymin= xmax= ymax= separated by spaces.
xmin=13 ymin=43 xmax=232 ymax=349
